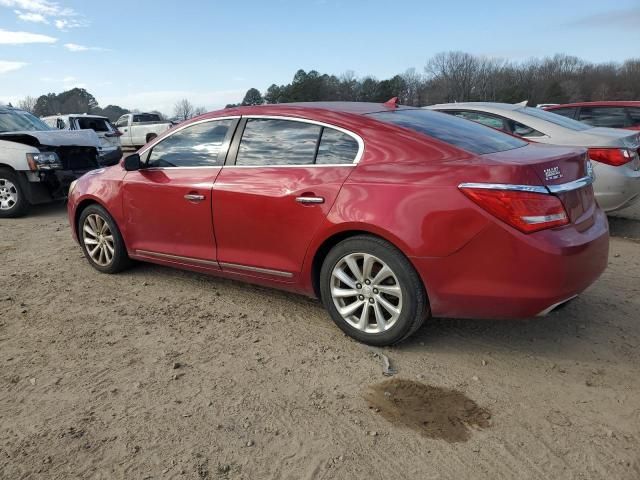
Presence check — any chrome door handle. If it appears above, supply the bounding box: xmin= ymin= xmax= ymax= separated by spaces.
xmin=184 ymin=193 xmax=205 ymax=201
xmin=296 ymin=196 xmax=325 ymax=204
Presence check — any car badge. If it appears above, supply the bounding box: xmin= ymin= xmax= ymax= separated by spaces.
xmin=543 ymin=166 xmax=563 ymax=181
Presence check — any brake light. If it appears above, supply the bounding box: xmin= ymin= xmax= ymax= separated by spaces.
xmin=460 ymin=187 xmax=568 ymax=233
xmin=588 ymin=148 xmax=632 ymax=167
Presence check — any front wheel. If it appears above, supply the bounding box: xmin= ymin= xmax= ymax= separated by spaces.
xmin=320 ymin=235 xmax=429 ymax=346
xmin=0 ymin=169 xmax=29 ymax=218
xmin=78 ymin=204 xmax=131 ymax=274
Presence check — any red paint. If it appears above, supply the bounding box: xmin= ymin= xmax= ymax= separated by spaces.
xmin=68 ymin=103 xmax=609 ymax=319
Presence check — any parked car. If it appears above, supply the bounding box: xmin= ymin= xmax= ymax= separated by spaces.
xmin=114 ymin=113 xmax=172 ymax=149
xmin=42 ymin=113 xmax=122 ymax=165
xmin=544 ymin=101 xmax=640 ymax=131
xmin=0 ymin=105 xmax=100 ymax=218
xmin=67 ymin=102 xmax=609 ymax=345
xmin=426 ymin=102 xmax=640 ymax=212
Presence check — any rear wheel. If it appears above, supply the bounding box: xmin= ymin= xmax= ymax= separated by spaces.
xmin=0 ymin=169 xmax=29 ymax=218
xmin=78 ymin=204 xmax=131 ymax=273
xmin=320 ymin=235 xmax=429 ymax=346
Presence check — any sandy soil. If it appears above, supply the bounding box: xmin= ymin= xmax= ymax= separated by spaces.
xmin=1 ymin=203 xmax=639 ymax=480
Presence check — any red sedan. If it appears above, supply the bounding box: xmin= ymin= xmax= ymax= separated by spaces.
xmin=67 ymin=102 xmax=609 ymax=345
xmin=545 ymin=101 xmax=640 ymax=131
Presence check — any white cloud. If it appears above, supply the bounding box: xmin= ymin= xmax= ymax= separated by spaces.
xmin=0 ymin=28 xmax=56 ymax=44
xmin=100 ymin=90 xmax=247 ymax=116
xmin=0 ymin=0 xmax=87 ymax=29
xmin=14 ymin=10 xmax=48 ymax=23
xmin=0 ymin=60 xmax=27 ymax=74
xmin=63 ymin=42 xmax=109 ymax=52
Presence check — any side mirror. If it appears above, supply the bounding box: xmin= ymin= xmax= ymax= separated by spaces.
xmin=124 ymin=153 xmax=142 ymax=171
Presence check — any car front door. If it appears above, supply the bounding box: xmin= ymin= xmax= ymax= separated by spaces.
xmin=212 ymin=117 xmax=362 ymax=281
xmin=122 ymin=117 xmax=238 ymax=265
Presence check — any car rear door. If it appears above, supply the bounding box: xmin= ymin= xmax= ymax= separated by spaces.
xmin=212 ymin=116 xmax=362 ymax=281
xmin=121 ymin=117 xmax=238 ymax=265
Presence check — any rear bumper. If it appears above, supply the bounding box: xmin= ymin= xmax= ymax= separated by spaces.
xmin=412 ymin=207 xmax=610 ymax=319
xmin=593 ymin=162 xmax=640 ymax=212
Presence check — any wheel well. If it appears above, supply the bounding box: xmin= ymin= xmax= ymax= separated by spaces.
xmin=0 ymin=163 xmax=16 ymax=172
xmin=74 ymin=199 xmax=99 ymax=231
xmin=311 ymin=230 xmax=376 ymax=300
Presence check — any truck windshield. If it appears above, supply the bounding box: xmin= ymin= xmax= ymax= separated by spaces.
xmin=0 ymin=109 xmax=52 ymax=132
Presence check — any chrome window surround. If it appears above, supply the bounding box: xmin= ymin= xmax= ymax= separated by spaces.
xmin=459 ymin=175 xmax=593 ymax=195
xmin=229 ymin=115 xmax=364 ymax=167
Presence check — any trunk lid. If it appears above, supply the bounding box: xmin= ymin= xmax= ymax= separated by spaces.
xmin=482 ymin=143 xmax=595 ymax=226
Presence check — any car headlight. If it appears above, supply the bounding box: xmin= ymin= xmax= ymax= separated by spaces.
xmin=26 ymin=152 xmax=63 ymax=171
xmin=68 ymin=179 xmax=78 ymax=196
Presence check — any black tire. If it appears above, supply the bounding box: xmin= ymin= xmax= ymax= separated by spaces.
xmin=319 ymin=235 xmax=429 ymax=346
xmin=78 ymin=204 xmax=131 ymax=274
xmin=0 ymin=168 xmax=29 ymax=218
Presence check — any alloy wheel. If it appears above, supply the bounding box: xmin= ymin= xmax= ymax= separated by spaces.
xmin=82 ymin=213 xmax=115 ymax=266
xmin=330 ymin=252 xmax=403 ymax=333
xmin=0 ymin=178 xmax=18 ymax=211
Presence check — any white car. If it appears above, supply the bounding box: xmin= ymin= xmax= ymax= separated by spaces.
xmin=42 ymin=114 xmax=122 ymax=166
xmin=426 ymin=102 xmax=640 ymax=212
xmin=0 ymin=105 xmax=100 ymax=217
xmin=114 ymin=113 xmax=172 ymax=149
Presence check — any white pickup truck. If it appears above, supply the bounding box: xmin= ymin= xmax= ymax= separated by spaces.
xmin=114 ymin=113 xmax=172 ymax=149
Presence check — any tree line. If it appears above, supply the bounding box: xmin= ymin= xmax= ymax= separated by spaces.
xmin=12 ymin=51 xmax=640 ymax=121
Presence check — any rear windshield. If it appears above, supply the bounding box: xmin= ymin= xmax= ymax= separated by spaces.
xmin=519 ymin=107 xmax=591 ymax=131
xmin=369 ymin=109 xmax=526 ymax=154
xmin=75 ymin=117 xmax=111 ymax=132
xmin=133 ymin=113 xmax=162 ymax=123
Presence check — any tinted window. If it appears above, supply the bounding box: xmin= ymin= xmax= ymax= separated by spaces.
xmin=520 ymin=107 xmax=590 ymax=131
xmin=628 ymin=108 xmax=640 ymax=127
xmin=548 ymin=107 xmax=577 ymax=119
xmin=579 ymin=107 xmax=629 ymax=128
xmin=510 ymin=120 xmax=544 ymax=137
xmin=236 ymin=119 xmax=321 ymax=166
xmin=147 ymin=119 xmax=233 ymax=168
xmin=76 ymin=117 xmax=110 ymax=132
xmin=133 ymin=113 xmax=162 ymax=123
xmin=316 ymin=128 xmax=359 ymax=164
xmin=451 ymin=111 xmax=505 ymax=131
xmin=370 ymin=109 xmax=526 ymax=155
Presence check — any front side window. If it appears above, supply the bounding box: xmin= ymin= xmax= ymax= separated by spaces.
xmin=579 ymin=107 xmax=628 ymax=128
xmin=147 ymin=119 xmax=233 ymax=168
xmin=236 ymin=119 xmax=321 ymax=166
xmin=627 ymin=108 xmax=640 ymax=127
xmin=115 ymin=116 xmax=128 ymax=127
xmin=370 ymin=109 xmax=527 ymax=155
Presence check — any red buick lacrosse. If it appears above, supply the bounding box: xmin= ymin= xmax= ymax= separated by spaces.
xmin=67 ymin=101 xmax=609 ymax=345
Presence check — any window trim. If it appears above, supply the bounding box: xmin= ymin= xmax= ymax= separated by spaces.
xmin=139 ymin=116 xmax=240 ymax=170
xmin=226 ymin=115 xmax=364 ymax=168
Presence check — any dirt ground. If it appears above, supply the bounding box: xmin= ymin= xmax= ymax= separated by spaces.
xmin=1 ymin=203 xmax=639 ymax=480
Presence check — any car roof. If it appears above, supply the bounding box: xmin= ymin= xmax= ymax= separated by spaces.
xmin=546 ymin=101 xmax=640 ymax=109
xmin=428 ymin=102 xmax=524 ymax=112
xmin=213 ymin=101 xmax=417 ymax=118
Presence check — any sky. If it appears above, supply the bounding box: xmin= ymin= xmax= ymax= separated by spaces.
xmin=0 ymin=0 xmax=639 ymax=115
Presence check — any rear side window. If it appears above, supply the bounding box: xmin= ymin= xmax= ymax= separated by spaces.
xmin=548 ymin=107 xmax=577 ymax=119
xmin=450 ymin=111 xmax=505 ymax=131
xmin=628 ymin=108 xmax=640 ymax=127
xmin=133 ymin=113 xmax=162 ymax=123
xmin=315 ymin=128 xmax=359 ymax=164
xmin=236 ymin=119 xmax=321 ymax=166
xmin=579 ymin=107 xmax=628 ymax=128
xmin=76 ymin=117 xmax=110 ymax=132
xmin=510 ymin=120 xmax=545 ymax=137
xmin=520 ymin=107 xmax=590 ymax=131
xmin=370 ymin=109 xmax=526 ymax=155
xmin=147 ymin=119 xmax=233 ymax=168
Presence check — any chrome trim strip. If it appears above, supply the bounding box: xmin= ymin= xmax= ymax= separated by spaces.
xmin=458 ymin=182 xmax=549 ymax=194
xmin=546 ymin=175 xmax=594 ymax=194
xmin=242 ymin=114 xmax=365 ymax=165
xmin=138 ymin=116 xmax=241 ymax=156
xmin=136 ymin=249 xmax=219 ymax=267
xmin=218 ymin=262 xmax=293 ymax=278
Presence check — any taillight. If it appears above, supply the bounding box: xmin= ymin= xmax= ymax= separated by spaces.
xmin=588 ymin=148 xmax=632 ymax=167
xmin=460 ymin=187 xmax=568 ymax=233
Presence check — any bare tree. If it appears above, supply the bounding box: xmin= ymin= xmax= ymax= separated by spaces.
xmin=173 ymin=99 xmax=195 ymax=121
xmin=18 ymin=96 xmax=37 ymax=113
xmin=193 ymin=106 xmax=207 ymax=116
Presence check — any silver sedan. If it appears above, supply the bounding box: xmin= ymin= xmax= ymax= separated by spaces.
xmin=426 ymin=102 xmax=640 ymax=212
